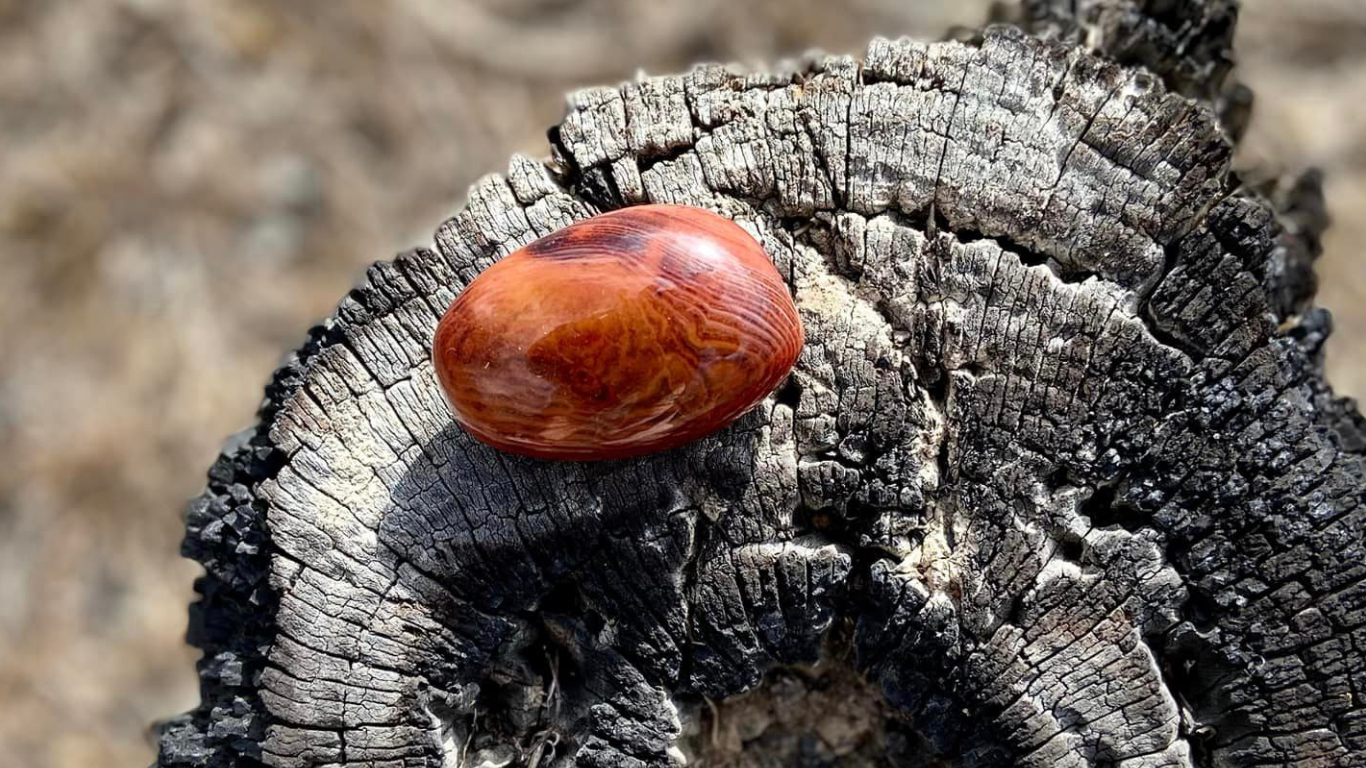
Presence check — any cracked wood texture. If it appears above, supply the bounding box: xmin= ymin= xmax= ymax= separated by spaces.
xmin=157 ymin=5 xmax=1365 ymax=768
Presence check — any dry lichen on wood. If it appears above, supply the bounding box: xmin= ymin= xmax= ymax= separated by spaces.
xmin=158 ymin=6 xmax=1364 ymax=768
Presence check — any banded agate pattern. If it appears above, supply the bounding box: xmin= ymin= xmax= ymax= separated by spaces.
xmin=433 ymin=204 xmax=804 ymax=460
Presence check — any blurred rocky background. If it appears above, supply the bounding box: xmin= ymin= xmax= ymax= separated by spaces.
xmin=0 ymin=1 xmax=1361 ymax=766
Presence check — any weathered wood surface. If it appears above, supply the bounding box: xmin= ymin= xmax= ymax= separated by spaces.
xmin=157 ymin=3 xmax=1364 ymax=767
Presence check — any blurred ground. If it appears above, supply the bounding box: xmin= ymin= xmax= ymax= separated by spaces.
xmin=0 ymin=1 xmax=1360 ymax=766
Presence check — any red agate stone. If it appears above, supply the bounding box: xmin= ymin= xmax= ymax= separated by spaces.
xmin=432 ymin=204 xmax=804 ymax=460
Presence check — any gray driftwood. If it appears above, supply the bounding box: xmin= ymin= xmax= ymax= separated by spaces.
xmin=156 ymin=2 xmax=1364 ymax=766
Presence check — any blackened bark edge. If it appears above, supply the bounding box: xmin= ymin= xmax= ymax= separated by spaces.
xmin=157 ymin=6 xmax=1365 ymax=768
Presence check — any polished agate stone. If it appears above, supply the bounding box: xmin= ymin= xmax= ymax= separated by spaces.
xmin=432 ymin=204 xmax=804 ymax=460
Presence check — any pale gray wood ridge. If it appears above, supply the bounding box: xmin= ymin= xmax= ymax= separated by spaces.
xmin=157 ymin=4 xmax=1363 ymax=768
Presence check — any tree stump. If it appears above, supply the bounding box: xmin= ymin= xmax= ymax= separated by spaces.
xmin=156 ymin=2 xmax=1365 ymax=766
